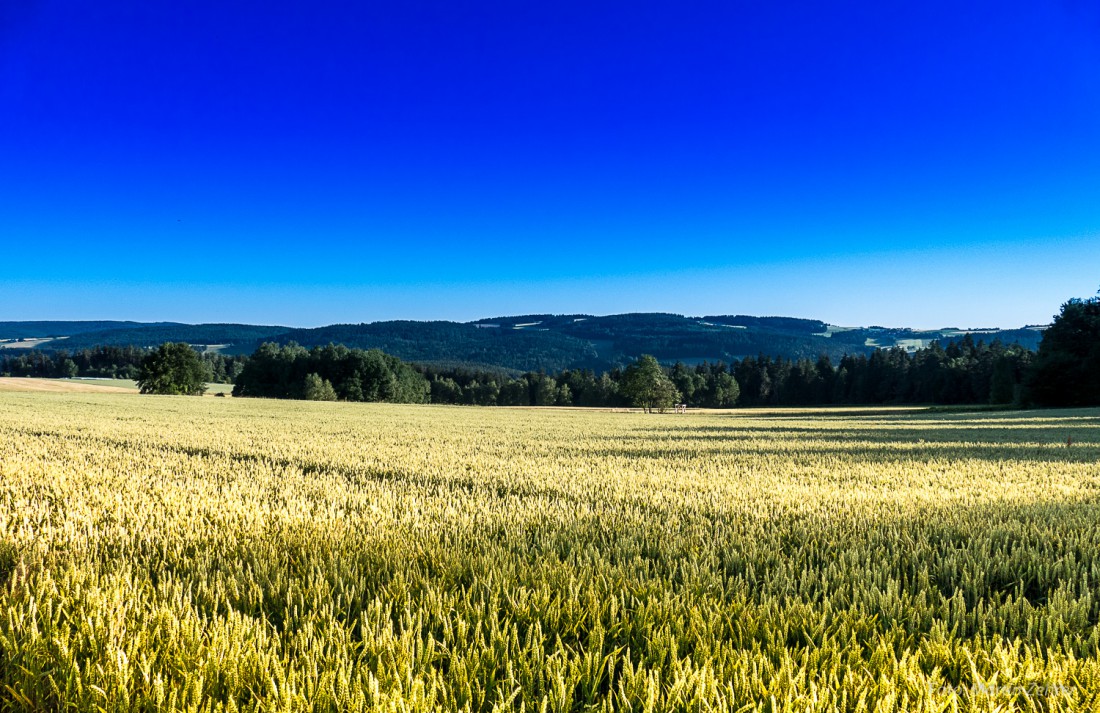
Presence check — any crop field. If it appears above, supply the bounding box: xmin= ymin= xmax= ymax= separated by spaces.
xmin=0 ymin=377 xmax=136 ymax=395
xmin=0 ymin=377 xmax=237 ymax=396
xmin=1 ymin=393 xmax=1099 ymax=711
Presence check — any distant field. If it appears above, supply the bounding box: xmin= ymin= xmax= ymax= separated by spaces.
xmin=1 ymin=394 xmax=1098 ymax=710
xmin=0 ymin=377 xmax=135 ymax=393
xmin=0 ymin=377 xmax=235 ymax=395
xmin=63 ymin=377 xmax=141 ymax=389
xmin=0 ymin=337 xmax=59 ymax=350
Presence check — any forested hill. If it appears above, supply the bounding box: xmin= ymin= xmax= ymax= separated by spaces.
xmin=0 ymin=314 xmax=1045 ymax=372
xmin=0 ymin=321 xmax=181 ymax=340
xmin=10 ymin=324 xmax=292 ymax=352
xmin=270 ymin=321 xmax=597 ymax=373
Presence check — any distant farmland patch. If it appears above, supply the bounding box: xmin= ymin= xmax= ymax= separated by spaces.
xmin=0 ymin=377 xmax=135 ymax=394
xmin=0 ymin=377 xmax=236 ymax=395
xmin=0 ymin=337 xmax=64 ymax=350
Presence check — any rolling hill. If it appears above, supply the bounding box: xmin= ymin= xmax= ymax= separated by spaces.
xmin=2 ymin=314 xmax=1046 ymax=372
xmin=0 ymin=321 xmax=180 ymax=340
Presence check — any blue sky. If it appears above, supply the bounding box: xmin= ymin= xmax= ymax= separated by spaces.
xmin=2 ymin=1 xmax=1098 ymax=328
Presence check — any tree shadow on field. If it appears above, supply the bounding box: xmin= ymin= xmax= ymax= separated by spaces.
xmin=605 ymin=414 xmax=1100 ymax=457
xmin=622 ymin=417 xmax=1100 ymax=453
xmin=631 ymin=416 xmax=1100 ymax=439
xmin=584 ymin=445 xmax=1100 ymax=470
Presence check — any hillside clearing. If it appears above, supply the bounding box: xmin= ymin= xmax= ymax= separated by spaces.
xmin=0 ymin=337 xmax=59 ymax=350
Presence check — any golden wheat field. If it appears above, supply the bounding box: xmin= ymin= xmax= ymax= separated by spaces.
xmin=1 ymin=392 xmax=1099 ymax=712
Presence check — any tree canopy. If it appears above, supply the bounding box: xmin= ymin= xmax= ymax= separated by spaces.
xmin=1027 ymin=296 xmax=1100 ymax=407
xmin=620 ymin=355 xmax=682 ymax=413
xmin=136 ymin=343 xmax=209 ymax=395
xmin=232 ymin=342 xmax=429 ymax=403
xmin=302 ymin=373 xmax=338 ymax=401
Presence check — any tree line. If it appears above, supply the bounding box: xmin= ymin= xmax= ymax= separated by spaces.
xmin=4 ymin=295 xmax=1098 ymax=408
xmin=416 ymin=337 xmax=1033 ymax=409
xmin=0 ymin=345 xmax=246 ymax=383
xmin=415 ymin=358 xmax=736 ymax=409
xmin=0 ymin=335 xmax=1070 ymax=409
xmin=231 ymin=342 xmax=429 ymax=402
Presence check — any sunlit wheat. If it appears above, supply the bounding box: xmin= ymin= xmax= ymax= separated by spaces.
xmin=1 ymin=392 xmax=1098 ymax=711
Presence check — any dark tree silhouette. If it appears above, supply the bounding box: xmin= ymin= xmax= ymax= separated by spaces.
xmin=1027 ymin=296 xmax=1100 ymax=407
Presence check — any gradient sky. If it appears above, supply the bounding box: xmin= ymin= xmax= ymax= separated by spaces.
xmin=2 ymin=1 xmax=1098 ymax=328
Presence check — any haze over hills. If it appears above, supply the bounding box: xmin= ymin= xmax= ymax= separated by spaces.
xmin=0 ymin=314 xmax=1046 ymax=373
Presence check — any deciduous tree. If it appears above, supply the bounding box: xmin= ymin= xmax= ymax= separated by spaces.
xmin=136 ymin=343 xmax=209 ymax=396
xmin=621 ymin=355 xmax=681 ymax=413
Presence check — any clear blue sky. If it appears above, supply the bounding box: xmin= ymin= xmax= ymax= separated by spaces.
xmin=2 ymin=1 xmax=1098 ymax=328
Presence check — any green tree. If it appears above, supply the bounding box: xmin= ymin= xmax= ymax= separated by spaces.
xmin=499 ymin=379 xmax=530 ymax=406
xmin=430 ymin=376 xmax=463 ymax=404
xmin=712 ymin=371 xmax=741 ymax=407
xmin=1027 ymin=295 xmax=1100 ymax=406
xmin=621 ymin=355 xmax=682 ymax=413
xmin=302 ymin=373 xmax=338 ymax=401
xmin=670 ymin=362 xmax=703 ymax=402
xmin=136 ymin=343 xmax=209 ymax=395
xmin=533 ymin=374 xmax=558 ymax=406
xmin=473 ymin=380 xmax=500 ymax=406
xmin=59 ymin=358 xmax=79 ymax=379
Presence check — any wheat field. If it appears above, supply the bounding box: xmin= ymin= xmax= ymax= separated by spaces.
xmin=1 ymin=392 xmax=1099 ymax=711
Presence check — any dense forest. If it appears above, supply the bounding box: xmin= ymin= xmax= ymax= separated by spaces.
xmin=2 ymin=336 xmax=1035 ymax=408
xmin=270 ymin=321 xmax=598 ymax=372
xmin=0 ymin=321 xmax=174 ymax=340
xmin=271 ymin=313 xmax=1045 ymax=371
xmin=2 ymin=314 xmax=1045 ymax=370
xmin=205 ymin=336 xmax=1033 ymax=408
xmin=413 ymin=336 xmax=1034 ymax=408
xmin=232 ymin=343 xmax=429 ymax=403
xmin=0 ymin=334 xmax=1057 ymax=408
xmin=3 ymin=296 xmax=1094 ymax=408
xmin=52 ymin=324 xmax=289 ymax=351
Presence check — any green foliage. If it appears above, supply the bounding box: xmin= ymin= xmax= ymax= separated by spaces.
xmin=621 ymin=354 xmax=682 ymax=412
xmin=58 ymin=358 xmax=78 ymax=379
xmin=711 ymin=369 xmax=740 ymax=406
xmin=702 ymin=314 xmax=829 ymax=332
xmin=136 ymin=342 xmax=209 ymax=395
xmin=233 ymin=342 xmax=429 ymax=404
xmin=5 ymin=315 xmax=1047 ymax=375
xmin=989 ymin=355 xmax=1018 ymax=404
xmin=274 ymin=320 xmax=598 ymax=373
xmin=734 ymin=338 xmax=1033 ymax=407
xmin=46 ymin=323 xmax=289 ymax=351
xmin=302 ymin=373 xmax=337 ymax=401
xmin=0 ymin=338 xmax=1039 ymax=409
xmin=0 ymin=320 xmax=153 ymax=340
xmin=0 ymin=345 xmax=246 ymax=382
xmin=1027 ymin=297 xmax=1100 ymax=407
